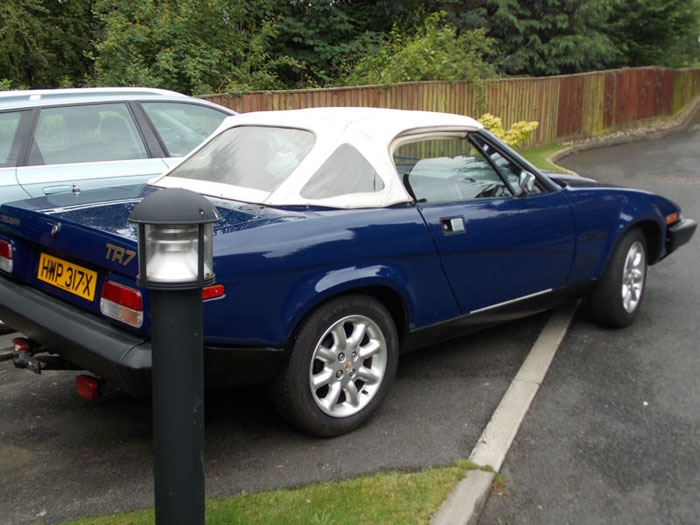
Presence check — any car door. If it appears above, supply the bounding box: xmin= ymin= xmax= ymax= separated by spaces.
xmin=394 ymin=132 xmax=576 ymax=315
xmin=16 ymin=102 xmax=169 ymax=198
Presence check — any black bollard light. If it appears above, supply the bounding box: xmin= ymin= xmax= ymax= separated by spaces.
xmin=129 ymin=188 xmax=220 ymax=525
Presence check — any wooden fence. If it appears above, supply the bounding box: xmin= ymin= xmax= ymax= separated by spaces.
xmin=202 ymin=67 xmax=700 ymax=147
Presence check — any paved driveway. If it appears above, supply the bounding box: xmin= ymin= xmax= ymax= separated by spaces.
xmin=480 ymin=125 xmax=700 ymax=523
xmin=0 ymin=314 xmax=545 ymax=523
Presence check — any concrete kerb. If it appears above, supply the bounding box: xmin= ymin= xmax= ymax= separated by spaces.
xmin=431 ymin=301 xmax=579 ymax=525
xmin=547 ymin=94 xmax=700 ymax=170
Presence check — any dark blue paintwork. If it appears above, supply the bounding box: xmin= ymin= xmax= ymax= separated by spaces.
xmin=0 ymin=172 xmax=681 ymax=346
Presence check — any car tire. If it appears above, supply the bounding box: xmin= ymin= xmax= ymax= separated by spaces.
xmin=270 ymin=295 xmax=398 ymax=437
xmin=589 ymin=228 xmax=647 ymax=327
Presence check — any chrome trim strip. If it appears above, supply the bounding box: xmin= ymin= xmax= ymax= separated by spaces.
xmin=43 ymin=198 xmax=143 ymax=214
xmin=469 ymin=288 xmax=553 ymax=315
xmin=13 ymin=158 xmax=163 ymax=171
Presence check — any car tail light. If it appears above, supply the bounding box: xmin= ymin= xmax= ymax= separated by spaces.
xmin=0 ymin=240 xmax=12 ymax=273
xmin=202 ymin=284 xmax=225 ymax=301
xmin=100 ymin=281 xmax=143 ymax=328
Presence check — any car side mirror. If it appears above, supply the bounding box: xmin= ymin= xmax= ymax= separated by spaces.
xmin=518 ymin=171 xmax=536 ymax=196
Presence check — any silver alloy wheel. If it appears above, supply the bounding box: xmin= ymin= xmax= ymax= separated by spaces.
xmin=309 ymin=314 xmax=388 ymax=418
xmin=621 ymin=240 xmax=646 ymax=313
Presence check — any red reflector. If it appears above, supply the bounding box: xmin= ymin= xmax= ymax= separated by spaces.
xmin=13 ymin=337 xmax=30 ymax=352
xmin=76 ymin=375 xmax=101 ymax=402
xmin=0 ymin=240 xmax=11 ymax=259
xmin=101 ymin=281 xmax=143 ymax=311
xmin=0 ymin=240 xmax=12 ymax=273
xmin=202 ymin=284 xmax=225 ymax=301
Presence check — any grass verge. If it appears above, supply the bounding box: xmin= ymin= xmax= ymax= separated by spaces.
xmin=67 ymin=459 xmax=482 ymax=525
xmin=520 ymin=143 xmax=569 ymax=173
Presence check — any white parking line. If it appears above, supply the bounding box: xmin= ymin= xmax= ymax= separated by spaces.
xmin=431 ymin=301 xmax=579 ymax=525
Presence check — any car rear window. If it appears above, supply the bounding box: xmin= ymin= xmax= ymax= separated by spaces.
xmin=141 ymin=102 xmax=228 ymax=157
xmin=168 ymin=126 xmax=314 ymax=193
xmin=0 ymin=111 xmax=23 ymax=167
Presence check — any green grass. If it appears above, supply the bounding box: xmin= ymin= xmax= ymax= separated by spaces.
xmin=519 ymin=143 xmax=569 ymax=173
xmin=67 ymin=459 xmax=483 ymax=525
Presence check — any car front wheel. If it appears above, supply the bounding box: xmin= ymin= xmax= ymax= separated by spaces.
xmin=271 ymin=295 xmax=398 ymax=437
xmin=589 ymin=228 xmax=647 ymax=327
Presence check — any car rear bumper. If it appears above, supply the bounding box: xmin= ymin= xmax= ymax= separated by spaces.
xmin=0 ymin=276 xmax=283 ymax=396
xmin=667 ymin=219 xmax=697 ymax=253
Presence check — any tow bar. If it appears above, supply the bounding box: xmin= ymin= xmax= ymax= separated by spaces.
xmin=8 ymin=337 xmax=80 ymax=374
xmin=3 ymin=338 xmax=102 ymax=401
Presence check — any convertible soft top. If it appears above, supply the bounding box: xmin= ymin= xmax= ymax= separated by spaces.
xmin=151 ymin=107 xmax=484 ymax=209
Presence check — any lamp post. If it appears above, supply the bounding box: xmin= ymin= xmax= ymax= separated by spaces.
xmin=129 ymin=188 xmax=220 ymax=525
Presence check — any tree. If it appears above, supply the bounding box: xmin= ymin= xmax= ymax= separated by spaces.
xmin=245 ymin=0 xmax=401 ymax=88
xmin=0 ymin=0 xmax=97 ymax=88
xmin=610 ymin=0 xmax=700 ymax=67
xmin=92 ymin=0 xmax=297 ymax=94
xmin=345 ymin=12 xmax=498 ymax=85
xmin=2 ymin=0 xmax=698 ymax=92
xmin=483 ymin=0 xmax=621 ymax=76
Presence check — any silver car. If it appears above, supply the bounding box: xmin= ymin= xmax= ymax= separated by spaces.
xmin=0 ymin=87 xmax=235 ymax=332
xmin=0 ymin=87 xmax=235 ymax=202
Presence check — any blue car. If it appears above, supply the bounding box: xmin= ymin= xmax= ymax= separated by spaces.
xmin=0 ymin=108 xmax=695 ymax=436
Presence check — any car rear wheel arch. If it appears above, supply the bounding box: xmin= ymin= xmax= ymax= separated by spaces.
xmin=284 ymin=285 xmax=409 ymax=351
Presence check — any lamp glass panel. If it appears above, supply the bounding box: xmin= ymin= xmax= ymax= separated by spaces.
xmin=144 ymin=224 xmax=199 ymax=283
xmin=202 ymin=223 xmax=214 ymax=280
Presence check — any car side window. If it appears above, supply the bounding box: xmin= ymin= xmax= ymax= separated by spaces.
xmin=471 ymin=135 xmax=544 ymax=196
xmin=393 ymin=137 xmax=513 ymax=204
xmin=28 ymin=103 xmax=148 ymax=166
xmin=0 ymin=111 xmax=23 ymax=167
xmin=301 ymin=144 xmax=384 ymax=199
xmin=141 ymin=102 xmax=229 ymax=157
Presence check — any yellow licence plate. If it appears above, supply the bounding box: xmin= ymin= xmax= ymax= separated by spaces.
xmin=37 ymin=253 xmax=98 ymax=301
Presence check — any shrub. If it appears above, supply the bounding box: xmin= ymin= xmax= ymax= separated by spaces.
xmin=478 ymin=113 xmax=539 ymax=149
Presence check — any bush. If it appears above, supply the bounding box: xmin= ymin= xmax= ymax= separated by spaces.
xmin=478 ymin=113 xmax=539 ymax=149
xmin=345 ymin=12 xmax=498 ymax=86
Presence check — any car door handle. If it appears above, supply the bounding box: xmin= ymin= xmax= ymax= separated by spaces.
xmin=441 ymin=217 xmax=465 ymax=234
xmin=43 ymin=185 xmax=73 ymax=195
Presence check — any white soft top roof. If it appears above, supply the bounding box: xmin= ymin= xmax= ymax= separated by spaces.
xmin=152 ymin=107 xmax=483 ymax=208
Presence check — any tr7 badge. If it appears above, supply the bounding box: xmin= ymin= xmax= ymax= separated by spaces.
xmin=105 ymin=243 xmax=136 ymax=265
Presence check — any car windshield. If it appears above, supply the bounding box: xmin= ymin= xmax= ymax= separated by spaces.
xmin=167 ymin=125 xmax=314 ymax=192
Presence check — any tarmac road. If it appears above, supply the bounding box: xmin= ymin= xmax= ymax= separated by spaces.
xmin=0 ymin=312 xmax=545 ymax=524
xmin=480 ymin=123 xmax=700 ymax=523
